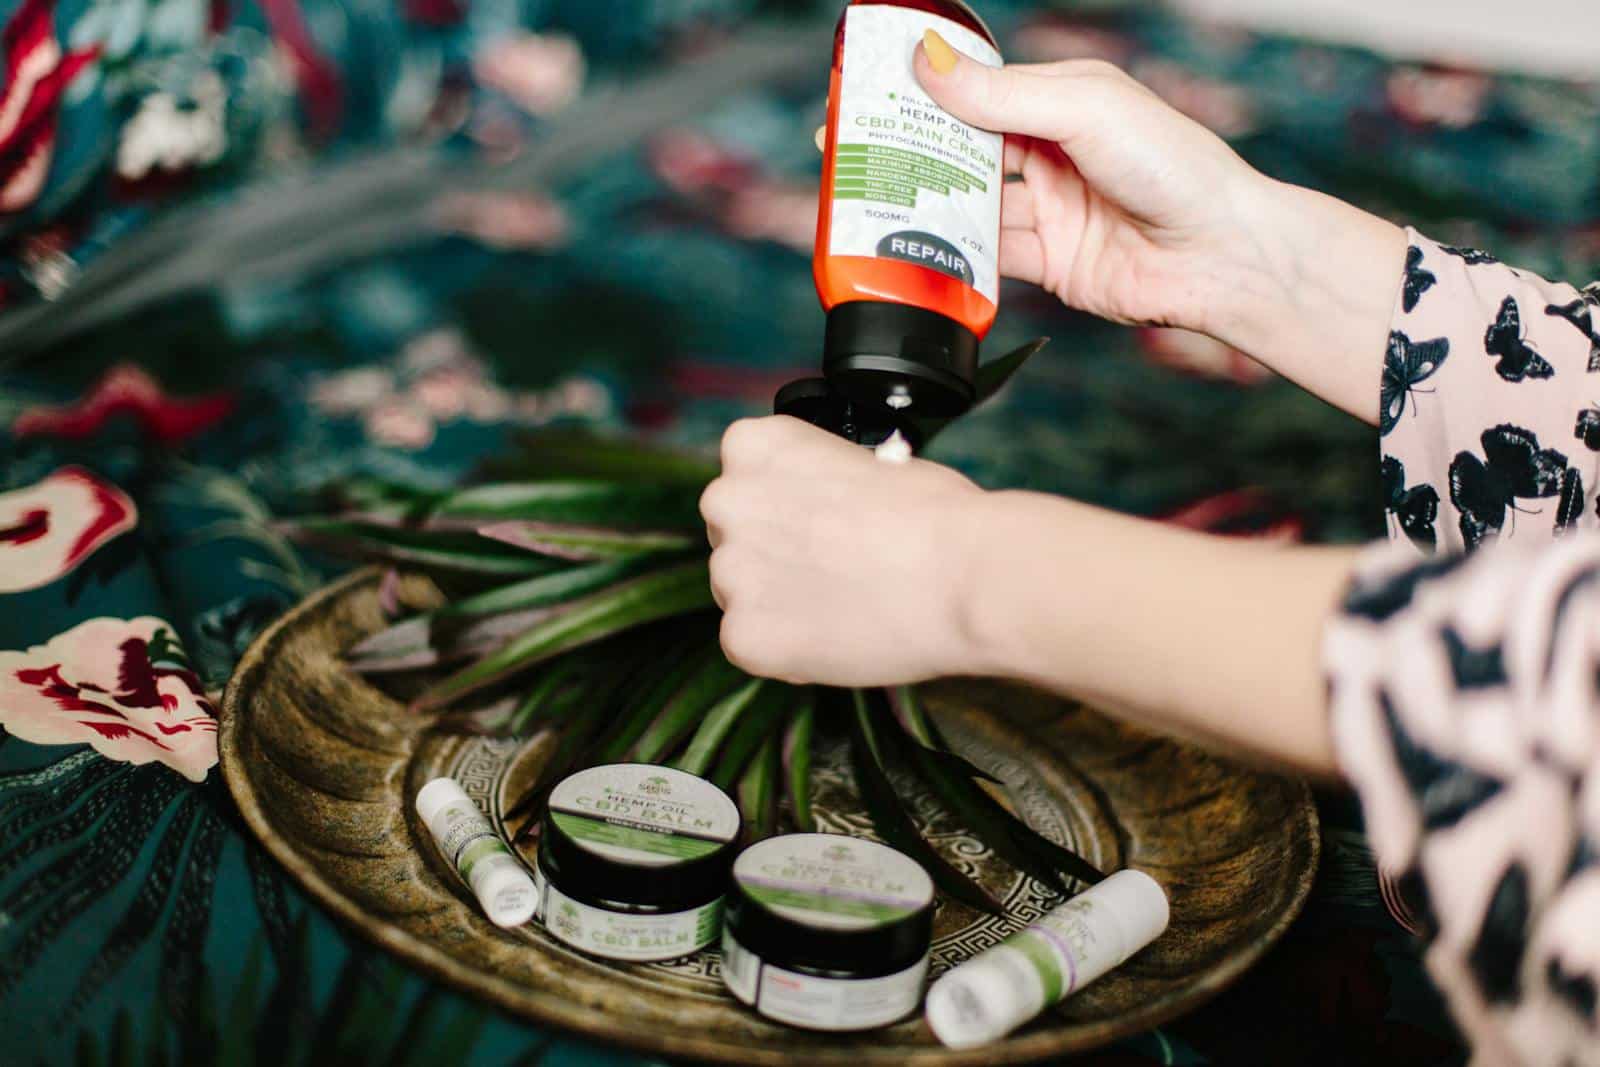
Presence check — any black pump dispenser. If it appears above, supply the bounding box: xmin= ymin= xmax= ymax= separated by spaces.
xmin=775 ymin=299 xmax=979 ymax=445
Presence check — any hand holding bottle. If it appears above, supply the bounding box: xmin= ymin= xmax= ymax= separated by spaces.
xmin=914 ymin=30 xmax=1407 ymax=421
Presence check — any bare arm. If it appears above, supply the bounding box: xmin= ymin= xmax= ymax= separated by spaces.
xmin=956 ymin=489 xmax=1356 ymax=775
xmin=702 ymin=418 xmax=1356 ymax=777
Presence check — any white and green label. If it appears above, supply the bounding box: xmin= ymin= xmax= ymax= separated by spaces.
xmin=732 ymin=834 xmax=933 ymax=932
xmin=830 ymin=5 xmax=1002 ymax=302
xmin=540 ymin=878 xmax=722 ymax=962
xmin=435 ymin=803 xmax=513 ymax=875
xmin=722 ymin=930 xmax=927 ymax=1031
xmin=547 ymin=764 xmax=738 ymax=868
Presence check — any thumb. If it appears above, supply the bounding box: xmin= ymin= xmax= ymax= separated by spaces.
xmin=915 ymin=29 xmax=1116 ymax=147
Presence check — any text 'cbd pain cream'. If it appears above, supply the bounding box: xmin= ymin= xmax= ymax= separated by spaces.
xmin=814 ymin=0 xmax=1004 ymax=418
xmin=721 ymin=833 xmax=934 ymax=1031
xmin=534 ymin=764 xmax=740 ymax=963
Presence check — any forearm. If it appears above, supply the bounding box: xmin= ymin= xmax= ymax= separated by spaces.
xmin=1204 ymin=177 xmax=1408 ymax=424
xmin=954 ymin=490 xmax=1358 ymax=776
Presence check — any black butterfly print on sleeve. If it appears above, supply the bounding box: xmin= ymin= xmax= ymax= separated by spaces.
xmin=1545 ymin=283 xmax=1600 ymax=372
xmin=1484 ymin=296 xmax=1554 ymax=382
xmin=1575 ymin=407 xmax=1600 ymax=451
xmin=1402 ymin=246 xmax=1436 ymax=313
xmin=1438 ymin=244 xmax=1499 ymax=265
xmin=1382 ymin=456 xmax=1439 ymax=549
xmin=1555 ymin=467 xmax=1585 ymax=535
xmin=1449 ymin=424 xmax=1569 ymax=548
xmin=1381 ymin=331 xmax=1449 ymax=436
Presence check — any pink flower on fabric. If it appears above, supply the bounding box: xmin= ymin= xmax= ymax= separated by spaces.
xmin=648 ymin=130 xmax=760 ymax=196
xmin=473 ymin=32 xmax=584 ymax=117
xmin=0 ymin=467 xmax=137 ymax=593
xmin=647 ymin=130 xmax=813 ymax=251
xmin=1130 ymin=59 xmax=1257 ymax=139
xmin=1387 ymin=67 xmax=1490 ymax=130
xmin=0 ymin=0 xmax=99 ymax=213
xmin=429 ymin=191 xmax=570 ymax=250
xmin=0 ymin=617 xmax=218 ymax=782
xmin=365 ymin=399 xmax=436 ymax=449
xmin=1011 ymin=18 xmax=1134 ymax=65
xmin=1161 ymin=488 xmax=1304 ymax=542
xmin=258 ymin=0 xmax=344 ymax=141
xmin=1137 ymin=327 xmax=1273 ymax=385
xmin=724 ymin=184 xmax=815 ymax=253
xmin=13 ymin=364 xmax=236 ymax=445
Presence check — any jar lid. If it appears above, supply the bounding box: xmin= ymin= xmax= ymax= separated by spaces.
xmin=538 ymin=764 xmax=740 ymax=912
xmin=725 ymin=833 xmax=935 ymax=978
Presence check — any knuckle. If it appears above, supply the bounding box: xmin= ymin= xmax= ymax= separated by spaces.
xmin=719 ymin=613 xmax=767 ymax=675
xmin=978 ymin=66 xmax=1021 ymax=119
xmin=707 ymin=544 xmax=753 ymax=597
xmin=720 ymin=417 xmax=773 ymax=470
xmin=1071 ymin=58 xmax=1126 ymax=82
xmin=698 ymin=478 xmax=731 ymax=525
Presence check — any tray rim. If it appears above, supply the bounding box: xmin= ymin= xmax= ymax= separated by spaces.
xmin=220 ymin=566 xmax=1321 ymax=1065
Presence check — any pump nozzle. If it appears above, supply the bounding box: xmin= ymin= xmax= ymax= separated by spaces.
xmin=773 ymin=377 xmax=924 ymax=451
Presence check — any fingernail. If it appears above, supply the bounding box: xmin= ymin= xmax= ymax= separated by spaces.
xmin=922 ymin=28 xmax=958 ymax=74
xmin=814 ymin=125 xmax=826 ymax=152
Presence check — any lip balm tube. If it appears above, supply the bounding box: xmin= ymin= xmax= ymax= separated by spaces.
xmin=415 ymin=777 xmax=538 ymax=928
xmin=924 ymin=869 xmax=1169 ymax=1049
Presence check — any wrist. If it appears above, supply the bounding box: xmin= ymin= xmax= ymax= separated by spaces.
xmin=940 ymin=488 xmax=1014 ymax=680
xmin=942 ymin=489 xmax=1080 ymax=683
xmin=1201 ymin=175 xmax=1407 ymax=418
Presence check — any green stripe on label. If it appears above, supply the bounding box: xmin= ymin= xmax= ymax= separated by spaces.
xmin=834 ymin=143 xmax=987 ymax=192
xmin=744 ymin=884 xmax=915 ymax=923
xmin=459 ymin=835 xmax=509 ymax=880
xmin=551 ymin=812 xmax=722 ymax=860
xmin=1011 ymin=930 xmax=1064 ymax=1004
xmin=695 ymin=900 xmax=724 ymax=943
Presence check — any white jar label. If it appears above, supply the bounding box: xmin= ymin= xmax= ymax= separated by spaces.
xmin=547 ymin=764 xmax=739 ymax=867
xmin=719 ymin=925 xmax=760 ymax=1005
xmin=722 ymin=930 xmax=927 ymax=1031
xmin=731 ymin=834 xmax=934 ymax=931
xmin=540 ymin=878 xmax=722 ymax=962
xmin=829 ymin=5 xmax=1003 ymax=303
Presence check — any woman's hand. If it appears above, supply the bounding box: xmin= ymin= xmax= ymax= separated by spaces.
xmin=701 ymin=416 xmax=1354 ymax=774
xmin=700 ymin=415 xmax=985 ymax=687
xmin=917 ymin=31 xmax=1259 ymax=335
xmin=914 ymin=31 xmax=1407 ymax=421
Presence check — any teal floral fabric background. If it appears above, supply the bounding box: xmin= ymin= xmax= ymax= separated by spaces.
xmin=2 ymin=0 xmax=1599 ymax=1062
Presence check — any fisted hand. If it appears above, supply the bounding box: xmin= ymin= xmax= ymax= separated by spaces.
xmin=700 ymin=416 xmax=986 ymax=687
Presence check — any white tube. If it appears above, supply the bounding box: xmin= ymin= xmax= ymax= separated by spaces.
xmin=924 ymin=869 xmax=1170 ymax=1049
xmin=415 ymin=777 xmax=537 ymax=928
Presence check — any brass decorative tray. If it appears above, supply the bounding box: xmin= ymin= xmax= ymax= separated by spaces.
xmin=220 ymin=568 xmax=1318 ymax=1064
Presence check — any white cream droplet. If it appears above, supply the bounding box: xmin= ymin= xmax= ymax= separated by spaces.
xmin=875 ymin=430 xmax=912 ymax=464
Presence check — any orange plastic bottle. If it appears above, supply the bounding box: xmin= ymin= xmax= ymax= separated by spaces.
xmin=812 ymin=0 xmax=1003 ymax=419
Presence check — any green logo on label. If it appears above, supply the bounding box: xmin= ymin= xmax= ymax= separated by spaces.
xmin=553 ymin=900 xmax=581 ymax=937
xmin=823 ymin=844 xmax=855 ymax=864
xmin=639 ymin=775 xmax=671 ymax=796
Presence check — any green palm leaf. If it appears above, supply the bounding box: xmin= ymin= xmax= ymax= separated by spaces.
xmin=477 ymin=520 xmax=698 ymax=561
xmin=849 ymin=691 xmax=1003 ymax=915
xmin=411 ymin=561 xmax=713 ymax=711
xmin=429 ymin=480 xmax=704 ymax=531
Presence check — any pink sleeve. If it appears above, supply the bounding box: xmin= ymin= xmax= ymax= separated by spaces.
xmin=1381 ymin=231 xmax=1600 ymax=555
xmin=1325 ymin=536 xmax=1600 ymax=1065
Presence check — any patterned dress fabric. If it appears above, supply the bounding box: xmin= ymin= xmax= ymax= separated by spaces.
xmin=1329 ymin=237 xmax=1600 ymax=1065
xmin=4 ymin=0 xmax=1600 ymax=1063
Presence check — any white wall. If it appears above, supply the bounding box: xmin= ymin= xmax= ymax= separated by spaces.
xmin=1169 ymin=0 xmax=1600 ymax=78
